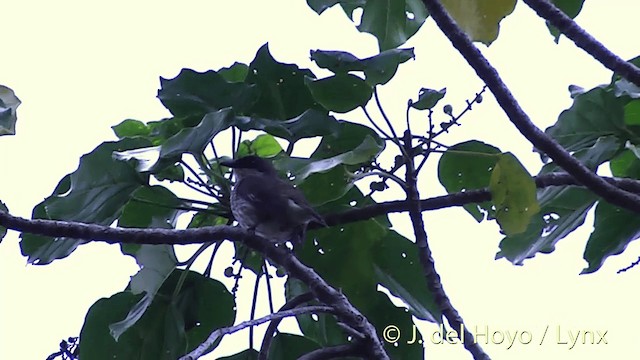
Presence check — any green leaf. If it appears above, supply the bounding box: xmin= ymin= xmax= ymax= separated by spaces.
xmin=219 ymin=62 xmax=249 ymax=83
xmin=497 ymin=187 xmax=596 ymax=264
xmin=546 ymin=0 xmax=585 ymax=42
xmin=362 ymin=48 xmax=415 ymax=85
xmin=610 ymin=149 xmax=640 ymax=178
xmin=187 ymin=212 xmax=227 ymax=228
xmin=498 ymin=136 xmax=618 ymax=264
xmin=624 ymin=99 xmax=640 ymax=126
xmin=246 ymin=43 xmax=320 ymax=119
xmin=306 ymin=0 xmax=342 ymax=14
xmin=0 ymin=200 xmax=8 ymax=242
xmin=0 ymin=85 xmax=21 ymax=136
xmin=298 ymin=166 xmax=352 ymax=206
xmin=309 ymin=50 xmax=363 ymax=73
xmin=305 ymin=74 xmax=373 ymax=113
xmin=20 ymin=139 xmax=150 ymax=265
xmin=157 ymin=108 xmax=235 ymax=163
xmin=235 ymin=109 xmax=341 ymax=143
xmin=441 ymin=0 xmax=517 ymax=45
xmin=80 ymin=270 xmax=235 ymax=359
xmin=112 ymin=119 xmax=151 ymax=139
xmin=544 ymin=87 xmax=631 ymax=153
xmin=110 ymin=245 xmax=178 ymax=340
xmin=276 ymin=134 xmax=383 ymax=182
xmin=310 ymin=48 xmax=415 ymax=85
xmin=542 ymin=135 xmax=621 ymax=174
xmin=489 ymin=153 xmax=540 ymax=235
xmin=437 ymin=140 xmax=502 ymax=221
xmin=237 ymin=134 xmax=283 ymax=158
xmin=268 ymin=334 xmax=321 ymax=359
xmin=373 ymin=231 xmax=441 ymax=322
xmin=582 ymin=202 xmax=640 ymax=274
xmin=411 ymin=87 xmax=446 ymax=110
xmin=157 ymin=68 xmax=258 ymax=116
xmin=218 ymin=349 xmax=259 ymax=360
xmin=118 ymin=185 xmax=183 ymax=230
xmin=358 ymin=0 xmax=428 ymax=50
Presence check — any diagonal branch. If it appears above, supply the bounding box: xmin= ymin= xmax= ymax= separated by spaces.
xmin=420 ymin=0 xmax=640 ymax=214
xmin=401 ymin=131 xmax=490 ymax=360
xmin=523 ymin=0 xmax=640 ymax=86
xmin=180 ymin=305 xmax=334 ymax=360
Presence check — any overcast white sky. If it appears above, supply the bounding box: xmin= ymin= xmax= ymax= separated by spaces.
xmin=1 ymin=1 xmax=639 ymax=359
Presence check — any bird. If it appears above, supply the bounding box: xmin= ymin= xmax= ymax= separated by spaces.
xmin=220 ymin=155 xmax=327 ymax=246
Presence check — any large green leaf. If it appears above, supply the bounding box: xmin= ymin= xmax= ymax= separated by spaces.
xmin=157 ymin=68 xmax=258 ymax=116
xmin=359 ymin=0 xmax=428 ymax=50
xmin=234 ymin=109 xmax=341 ymax=143
xmin=307 ymin=1 xmax=427 ymax=50
xmin=305 ymin=74 xmax=373 ymax=113
xmin=497 ymin=187 xmax=596 ymax=265
xmin=441 ymin=0 xmax=516 ymax=45
xmin=218 ymin=349 xmax=259 ymax=360
xmin=277 ymin=134 xmax=383 ymax=182
xmin=310 ymin=48 xmax=415 ymax=85
xmin=0 ymin=85 xmax=21 ymax=136
xmin=582 ymin=202 xmax=640 ymax=274
xmin=245 ymin=43 xmax=321 ymax=119
xmin=110 ymin=245 xmax=178 ymax=340
xmin=20 ymin=139 xmax=150 ymax=265
xmin=268 ymin=333 xmax=321 ymax=359
xmin=498 ymin=136 xmax=618 ymax=264
xmin=80 ymin=270 xmax=235 ymax=360
xmin=373 ymin=230 xmax=441 ymax=322
xmin=489 ymin=153 xmax=540 ymax=235
xmin=437 ymin=140 xmax=502 ymax=221
xmin=544 ymin=87 xmax=633 ymax=153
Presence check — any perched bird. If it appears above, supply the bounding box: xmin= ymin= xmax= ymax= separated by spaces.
xmin=221 ymin=155 xmax=327 ymax=246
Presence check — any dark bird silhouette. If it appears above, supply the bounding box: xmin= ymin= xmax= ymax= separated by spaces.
xmin=221 ymin=155 xmax=327 ymax=246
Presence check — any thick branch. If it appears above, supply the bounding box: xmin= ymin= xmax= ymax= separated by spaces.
xmin=523 ymin=0 xmax=640 ymax=86
xmin=420 ymin=0 xmax=640 ymax=214
xmin=2 ymin=173 xmax=639 ymax=246
xmin=402 ymin=131 xmax=489 ymax=360
xmin=181 ymin=305 xmax=334 ymax=360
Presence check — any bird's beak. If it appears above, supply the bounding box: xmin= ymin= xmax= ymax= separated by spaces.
xmin=220 ymin=159 xmax=236 ymax=168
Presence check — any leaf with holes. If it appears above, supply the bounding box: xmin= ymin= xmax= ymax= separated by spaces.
xmin=489 ymin=153 xmax=540 ymax=235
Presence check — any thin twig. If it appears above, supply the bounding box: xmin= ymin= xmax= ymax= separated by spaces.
xmin=263 ymin=259 xmax=275 ymax=314
xmin=361 ymin=106 xmax=392 ymax=139
xmin=179 ymin=306 xmax=335 ymax=360
xmin=523 ymin=0 xmax=640 ymax=86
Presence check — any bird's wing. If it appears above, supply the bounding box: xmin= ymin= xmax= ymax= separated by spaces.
xmin=276 ymin=178 xmax=328 ymax=226
xmin=234 ymin=175 xmax=291 ymax=222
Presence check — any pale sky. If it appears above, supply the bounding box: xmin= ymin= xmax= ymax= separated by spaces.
xmin=1 ymin=1 xmax=639 ymax=359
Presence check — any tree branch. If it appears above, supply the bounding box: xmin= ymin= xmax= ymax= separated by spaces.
xmin=402 ymin=131 xmax=490 ymax=360
xmin=180 ymin=305 xmax=334 ymax=360
xmin=2 ymin=173 xmax=639 ymax=246
xmin=523 ymin=0 xmax=640 ymax=86
xmin=420 ymin=0 xmax=640 ymax=214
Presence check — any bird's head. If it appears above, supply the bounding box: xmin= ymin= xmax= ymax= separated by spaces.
xmin=220 ymin=155 xmax=278 ymax=178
